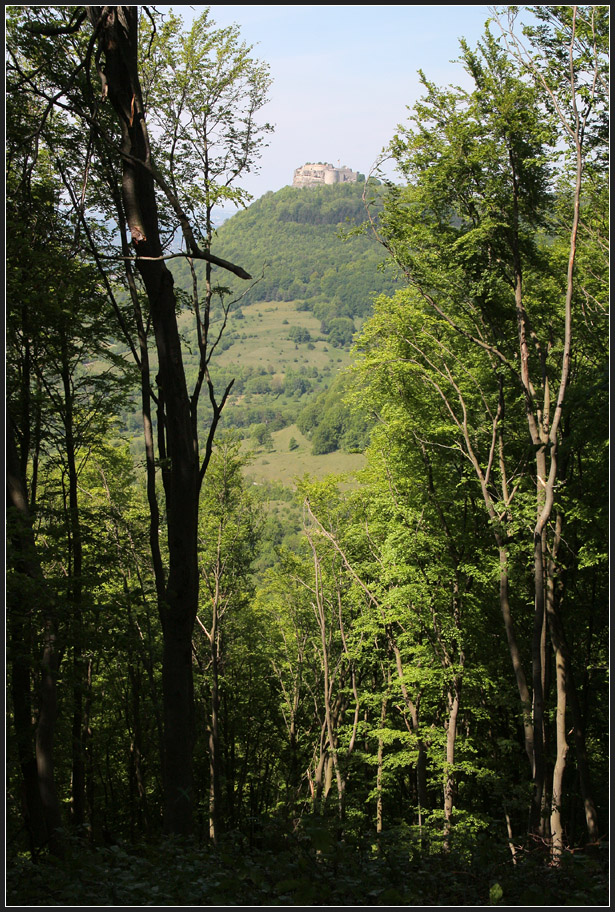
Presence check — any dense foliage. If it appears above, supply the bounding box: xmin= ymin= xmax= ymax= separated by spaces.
xmin=6 ymin=4 xmax=608 ymax=906
xmin=296 ymin=373 xmax=372 ymax=454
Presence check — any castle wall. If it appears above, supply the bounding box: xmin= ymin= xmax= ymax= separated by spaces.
xmin=293 ymin=162 xmax=358 ymax=187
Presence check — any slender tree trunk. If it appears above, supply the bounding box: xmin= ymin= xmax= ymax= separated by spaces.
xmin=7 ymin=414 xmax=64 ymax=856
xmin=545 ymin=512 xmax=565 ymax=858
xmin=85 ymin=657 xmax=95 ymax=839
xmin=531 ymin=529 xmax=547 ymax=835
xmin=566 ymin=676 xmax=599 ymax=843
xmin=36 ymin=614 xmax=64 ymax=856
xmin=286 ymin=678 xmax=301 ymax=804
xmin=71 ymin=647 xmax=86 ymax=829
xmin=61 ymin=362 xmax=86 ymax=831
xmin=376 ymin=693 xmax=388 ymax=836
xmin=128 ymin=664 xmax=150 ymax=835
xmin=8 ymin=409 xmax=45 ymax=854
xmin=390 ymin=639 xmax=428 ymax=824
xmin=316 ymin=601 xmax=344 ymax=822
xmin=545 ymin=527 xmax=599 ymax=844
xmin=443 ymin=681 xmax=461 ymax=851
xmin=99 ymin=461 xmax=166 ymax=797
xmin=550 ymin=642 xmax=567 ymax=859
xmin=9 ymin=614 xmax=48 ymax=855
xmin=311 ymin=721 xmax=328 ymax=812
xmin=504 ymin=806 xmax=518 ymax=865
xmin=208 ymin=628 xmax=222 ymax=844
xmin=498 ymin=547 xmax=534 ymax=767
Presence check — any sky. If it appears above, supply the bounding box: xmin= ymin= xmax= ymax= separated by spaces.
xmin=157 ymin=5 xmax=496 ymax=208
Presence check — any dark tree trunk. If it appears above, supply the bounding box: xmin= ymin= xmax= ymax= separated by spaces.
xmin=88 ymin=6 xmax=200 ymax=835
xmin=128 ymin=663 xmax=151 ymax=835
xmin=7 ymin=414 xmax=64 ymax=856
xmin=9 ymin=615 xmax=48 ymax=855
xmin=61 ymin=353 xmax=87 ymax=832
xmin=35 ymin=616 xmax=64 ymax=855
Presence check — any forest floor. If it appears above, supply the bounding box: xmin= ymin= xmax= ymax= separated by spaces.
xmin=6 ymin=825 xmax=609 ymax=907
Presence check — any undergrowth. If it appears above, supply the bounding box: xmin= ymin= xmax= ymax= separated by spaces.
xmin=6 ymin=822 xmax=609 ymax=906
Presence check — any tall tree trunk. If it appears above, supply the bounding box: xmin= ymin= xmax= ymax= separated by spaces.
xmin=443 ymin=680 xmax=461 ymax=852
xmin=545 ymin=539 xmax=599 ymax=844
xmin=390 ymin=639 xmax=428 ymax=824
xmin=498 ymin=547 xmax=534 ymax=768
xmin=558 ymin=646 xmax=599 ymax=843
xmin=36 ymin=614 xmax=64 ymax=856
xmin=376 ymin=693 xmax=388 ymax=836
xmin=7 ymin=414 xmax=64 ymax=856
xmin=8 ymin=409 xmax=46 ymax=853
xmin=61 ymin=355 xmax=87 ymax=831
xmin=311 ymin=720 xmax=329 ymax=813
xmin=9 ymin=612 xmax=47 ymax=855
xmin=84 ymin=657 xmax=95 ymax=839
xmin=546 ymin=512 xmax=565 ymax=858
xmin=128 ymin=664 xmax=151 ymax=835
xmin=208 ymin=629 xmax=222 ymax=844
xmin=550 ymin=642 xmax=567 ymax=859
xmin=531 ymin=528 xmax=547 ymax=835
xmin=89 ymin=6 xmax=200 ymax=835
xmin=160 ymin=614 xmax=198 ymax=834
xmin=286 ymin=676 xmax=301 ymax=805
xmin=311 ymin=554 xmax=344 ymax=823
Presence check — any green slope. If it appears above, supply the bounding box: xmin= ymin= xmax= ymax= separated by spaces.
xmin=171 ymin=180 xmax=400 ymax=325
xmin=119 ymin=182 xmax=398 ymax=479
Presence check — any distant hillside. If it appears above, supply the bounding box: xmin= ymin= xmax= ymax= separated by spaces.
xmin=170 ymin=181 xmax=401 ymax=338
xmin=117 ymin=183 xmax=400 ymax=473
xmin=114 ymin=182 xmax=389 ymax=563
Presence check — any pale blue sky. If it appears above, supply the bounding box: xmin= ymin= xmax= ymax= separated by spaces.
xmin=157 ymin=5 xmax=496 ymax=205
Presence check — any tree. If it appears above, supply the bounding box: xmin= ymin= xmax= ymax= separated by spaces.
xmin=7 ymin=416 xmax=64 ymax=857
xmin=6 ymin=5 xmax=271 ymax=836
xmin=359 ymin=7 xmax=608 ymax=853
xmin=6 ymin=112 xmax=130 ymax=849
xmin=489 ymin=4 xmax=609 ymax=855
xmin=84 ymin=5 xmax=270 ymax=836
xmin=192 ymin=436 xmax=260 ymax=842
xmin=250 ymin=422 xmax=274 ymax=450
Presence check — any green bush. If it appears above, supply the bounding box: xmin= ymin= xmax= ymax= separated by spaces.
xmin=288 ymin=326 xmax=311 ymax=344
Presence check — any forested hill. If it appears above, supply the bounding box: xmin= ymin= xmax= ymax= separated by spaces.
xmin=159 ymin=181 xmax=401 ymax=461
xmin=170 ymin=181 xmax=401 ymax=326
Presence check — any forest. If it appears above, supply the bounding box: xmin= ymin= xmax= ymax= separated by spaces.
xmin=5 ymin=5 xmax=609 ymax=907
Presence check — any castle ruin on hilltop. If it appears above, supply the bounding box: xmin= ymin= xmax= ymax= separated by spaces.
xmin=292 ymin=162 xmax=358 ymax=188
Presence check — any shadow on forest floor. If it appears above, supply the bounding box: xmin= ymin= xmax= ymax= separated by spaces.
xmin=6 ymin=823 xmax=609 ymax=906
